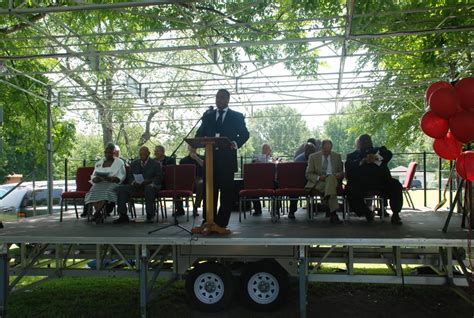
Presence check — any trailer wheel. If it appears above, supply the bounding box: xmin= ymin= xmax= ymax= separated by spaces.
xmin=240 ymin=262 xmax=288 ymax=311
xmin=185 ymin=262 xmax=234 ymax=312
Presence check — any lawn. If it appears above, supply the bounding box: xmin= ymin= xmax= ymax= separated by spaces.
xmin=5 ymin=276 xmax=474 ymax=318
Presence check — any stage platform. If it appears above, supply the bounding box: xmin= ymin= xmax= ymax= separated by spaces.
xmin=1 ymin=208 xmax=472 ymax=318
xmin=0 ymin=208 xmax=471 ymax=248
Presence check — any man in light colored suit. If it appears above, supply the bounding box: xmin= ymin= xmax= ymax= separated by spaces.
xmin=305 ymin=140 xmax=344 ymax=224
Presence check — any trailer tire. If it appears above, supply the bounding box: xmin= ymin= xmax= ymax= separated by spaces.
xmin=240 ymin=261 xmax=288 ymax=311
xmin=185 ymin=262 xmax=234 ymax=312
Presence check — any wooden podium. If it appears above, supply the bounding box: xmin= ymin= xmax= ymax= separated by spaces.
xmin=185 ymin=137 xmax=232 ymax=235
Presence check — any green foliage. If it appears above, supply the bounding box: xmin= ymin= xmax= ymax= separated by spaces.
xmin=247 ymin=105 xmax=311 ymax=157
xmin=0 ymin=60 xmax=75 ymax=181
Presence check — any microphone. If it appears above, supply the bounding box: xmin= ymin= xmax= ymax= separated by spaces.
xmin=202 ymin=106 xmax=214 ymax=118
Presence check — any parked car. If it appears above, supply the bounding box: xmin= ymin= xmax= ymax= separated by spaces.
xmin=410 ymin=179 xmax=422 ymax=189
xmin=0 ymin=185 xmax=63 ymax=218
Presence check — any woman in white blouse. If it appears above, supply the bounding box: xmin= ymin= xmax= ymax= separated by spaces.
xmin=85 ymin=143 xmax=126 ymax=221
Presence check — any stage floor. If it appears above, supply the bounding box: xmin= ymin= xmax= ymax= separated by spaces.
xmin=0 ymin=208 xmax=471 ymax=247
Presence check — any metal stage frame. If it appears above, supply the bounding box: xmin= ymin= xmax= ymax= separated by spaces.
xmin=0 ymin=209 xmax=472 ymax=318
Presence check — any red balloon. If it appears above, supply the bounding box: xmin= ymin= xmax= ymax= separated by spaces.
xmin=449 ymin=111 xmax=474 ymax=143
xmin=429 ymin=87 xmax=460 ymax=119
xmin=454 ymin=77 xmax=474 ymax=111
xmin=420 ymin=111 xmax=449 ymax=138
xmin=425 ymin=81 xmax=452 ymax=103
xmin=433 ymin=131 xmax=463 ymax=160
xmin=456 ymin=151 xmax=474 ymax=181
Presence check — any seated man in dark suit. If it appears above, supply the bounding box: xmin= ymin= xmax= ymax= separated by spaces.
xmin=175 ymin=145 xmax=204 ymax=217
xmin=114 ymin=146 xmax=162 ymax=223
xmin=345 ymin=134 xmax=403 ymax=224
xmin=154 ymin=145 xmax=176 ymax=167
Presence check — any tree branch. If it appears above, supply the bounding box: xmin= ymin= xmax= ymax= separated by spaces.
xmin=0 ymin=13 xmax=46 ymax=34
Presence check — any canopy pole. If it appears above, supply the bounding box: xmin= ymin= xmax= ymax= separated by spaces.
xmin=46 ymin=86 xmax=53 ymax=215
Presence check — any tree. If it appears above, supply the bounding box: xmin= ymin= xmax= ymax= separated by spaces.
xmin=0 ymin=59 xmax=75 ymax=181
xmin=346 ymin=0 xmax=473 ymax=147
xmin=247 ymin=106 xmax=311 ymax=158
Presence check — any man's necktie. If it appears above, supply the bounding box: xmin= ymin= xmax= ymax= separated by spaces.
xmin=216 ymin=109 xmax=225 ymax=133
xmin=322 ymin=155 xmax=328 ymax=176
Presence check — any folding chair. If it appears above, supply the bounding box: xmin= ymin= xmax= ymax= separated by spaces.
xmin=158 ymin=164 xmax=196 ymax=222
xmin=239 ymin=163 xmax=276 ymax=222
xmin=60 ymin=166 xmax=94 ymax=222
xmin=274 ymin=162 xmax=308 ymax=219
xmin=402 ymin=162 xmax=418 ymax=209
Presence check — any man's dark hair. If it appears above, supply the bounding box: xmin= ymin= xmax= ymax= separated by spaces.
xmin=322 ymin=139 xmax=333 ymax=147
xmin=217 ymin=89 xmax=230 ymax=99
xmin=358 ymin=134 xmax=373 ymax=150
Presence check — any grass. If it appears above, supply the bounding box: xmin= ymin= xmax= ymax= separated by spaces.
xmin=6 ymin=276 xmax=473 ymax=318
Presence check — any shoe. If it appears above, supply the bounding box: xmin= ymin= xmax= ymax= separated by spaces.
xmin=366 ymin=210 xmax=375 ymax=222
xmin=376 ymin=209 xmax=390 ymax=217
xmin=113 ymin=215 xmax=130 ymax=224
xmin=145 ymin=216 xmax=154 ymax=224
xmin=193 ymin=209 xmax=199 ymax=217
xmin=252 ymin=210 xmax=262 ymax=216
xmin=288 ymin=212 xmax=295 ymax=219
xmin=329 ymin=212 xmax=342 ymax=224
xmin=391 ymin=214 xmax=403 ymax=225
xmin=173 ymin=209 xmax=185 ymax=217
xmin=80 ymin=211 xmax=88 ymax=218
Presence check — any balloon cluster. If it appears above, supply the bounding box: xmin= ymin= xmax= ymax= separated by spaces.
xmin=420 ymin=77 xmax=474 ymax=181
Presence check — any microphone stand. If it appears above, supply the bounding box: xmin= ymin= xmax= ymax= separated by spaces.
xmin=148 ymin=107 xmax=212 ymax=236
xmin=169 ymin=106 xmax=213 ymax=159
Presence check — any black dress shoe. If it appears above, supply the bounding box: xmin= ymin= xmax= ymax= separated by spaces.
xmin=113 ymin=215 xmax=130 ymax=224
xmin=173 ymin=209 xmax=185 ymax=217
xmin=145 ymin=216 xmax=154 ymax=224
xmin=391 ymin=214 xmax=403 ymax=225
xmin=366 ymin=210 xmax=375 ymax=222
xmin=80 ymin=211 xmax=88 ymax=218
xmin=288 ymin=212 xmax=295 ymax=219
xmin=252 ymin=210 xmax=262 ymax=216
xmin=329 ymin=212 xmax=342 ymax=224
xmin=376 ymin=209 xmax=390 ymax=217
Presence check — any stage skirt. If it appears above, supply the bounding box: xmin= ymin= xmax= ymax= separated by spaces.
xmin=85 ymin=182 xmax=119 ymax=204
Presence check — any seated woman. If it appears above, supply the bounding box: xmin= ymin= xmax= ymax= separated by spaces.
xmin=85 ymin=143 xmax=126 ymax=221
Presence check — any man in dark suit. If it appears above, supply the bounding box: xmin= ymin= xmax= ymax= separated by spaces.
xmin=196 ymin=89 xmax=249 ymax=228
xmin=114 ymin=146 xmax=163 ymax=223
xmin=154 ymin=145 xmax=176 ymax=167
xmin=345 ymin=134 xmax=403 ymax=224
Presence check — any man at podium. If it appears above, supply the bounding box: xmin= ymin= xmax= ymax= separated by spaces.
xmin=196 ymin=89 xmax=249 ymax=228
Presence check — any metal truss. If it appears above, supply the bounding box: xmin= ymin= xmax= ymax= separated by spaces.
xmin=0 ymin=1 xmax=472 ymax=121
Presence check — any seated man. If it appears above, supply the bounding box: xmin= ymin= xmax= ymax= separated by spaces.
xmin=114 ymin=146 xmax=162 ymax=223
xmin=154 ymin=145 xmax=176 ymax=168
xmin=294 ymin=138 xmax=322 ymax=160
xmin=288 ymin=143 xmax=317 ymax=218
xmin=175 ymin=145 xmax=204 ymax=217
xmin=305 ymin=139 xmax=344 ymax=224
xmin=345 ymin=134 xmax=403 ymax=224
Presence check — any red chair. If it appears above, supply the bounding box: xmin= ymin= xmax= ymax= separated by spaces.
xmin=158 ymin=164 xmax=196 ymax=221
xmin=402 ymin=162 xmax=418 ymax=209
xmin=60 ymin=166 xmax=94 ymax=222
xmin=239 ymin=163 xmax=276 ymax=222
xmin=275 ymin=162 xmax=308 ymax=218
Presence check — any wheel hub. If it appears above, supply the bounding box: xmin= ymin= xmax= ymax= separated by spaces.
xmin=204 ymin=281 xmax=216 ymax=293
xmin=257 ymin=280 xmax=270 ymax=292
xmin=247 ymin=272 xmax=280 ymax=305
